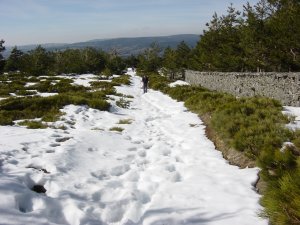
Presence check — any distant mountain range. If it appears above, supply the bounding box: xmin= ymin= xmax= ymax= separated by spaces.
xmin=3 ymin=34 xmax=200 ymax=58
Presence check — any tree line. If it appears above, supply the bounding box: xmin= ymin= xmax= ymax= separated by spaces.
xmin=0 ymin=42 xmax=129 ymax=76
xmin=191 ymin=0 xmax=300 ymax=72
xmin=0 ymin=0 xmax=299 ymax=75
xmin=137 ymin=0 xmax=300 ymax=73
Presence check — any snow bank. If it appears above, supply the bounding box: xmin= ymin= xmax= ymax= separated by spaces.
xmin=283 ymin=106 xmax=300 ymax=130
xmin=169 ymin=80 xmax=190 ymax=87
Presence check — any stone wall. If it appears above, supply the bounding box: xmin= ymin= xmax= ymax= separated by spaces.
xmin=185 ymin=70 xmax=300 ymax=106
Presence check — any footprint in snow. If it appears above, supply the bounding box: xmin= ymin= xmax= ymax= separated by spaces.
xmin=88 ymin=147 xmax=98 ymax=152
xmin=122 ymin=170 xmax=140 ymax=182
xmin=136 ymin=159 xmax=150 ymax=168
xmin=50 ymin=143 xmax=60 ymax=147
xmin=45 ymin=149 xmax=55 ymax=153
xmin=55 ymin=137 xmax=71 ymax=143
xmin=127 ymin=147 xmax=137 ymax=152
xmin=143 ymin=143 xmax=153 ymax=150
xmin=137 ymin=150 xmax=147 ymax=158
xmin=165 ymin=164 xmax=176 ymax=172
xmin=161 ymin=149 xmax=171 ymax=156
xmin=110 ymin=164 xmax=130 ymax=176
xmin=91 ymin=170 xmax=110 ymax=180
xmin=7 ymin=159 xmax=18 ymax=165
xmin=124 ymin=154 xmax=136 ymax=162
xmin=51 ymin=133 xmax=62 ymax=138
xmin=169 ymin=171 xmax=182 ymax=182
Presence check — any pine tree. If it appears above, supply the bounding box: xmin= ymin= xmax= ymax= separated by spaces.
xmin=4 ymin=46 xmax=24 ymax=72
xmin=268 ymin=0 xmax=300 ymax=71
xmin=0 ymin=39 xmax=5 ymax=72
xmin=192 ymin=5 xmax=244 ymax=71
xmin=25 ymin=45 xmax=55 ymax=75
xmin=175 ymin=41 xmax=191 ymax=70
xmin=162 ymin=47 xmax=178 ymax=79
xmin=137 ymin=42 xmax=162 ymax=73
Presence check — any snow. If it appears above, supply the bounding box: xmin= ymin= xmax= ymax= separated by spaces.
xmin=24 ymin=82 xmax=37 ymax=87
xmin=71 ymin=74 xmax=99 ymax=87
xmin=283 ymin=106 xmax=300 ymax=130
xmin=0 ymin=69 xmax=267 ymax=225
xmin=37 ymin=93 xmax=59 ymax=97
xmin=169 ymin=80 xmax=190 ymax=87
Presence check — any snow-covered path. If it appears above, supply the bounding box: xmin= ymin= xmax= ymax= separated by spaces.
xmin=0 ymin=71 xmax=267 ymax=225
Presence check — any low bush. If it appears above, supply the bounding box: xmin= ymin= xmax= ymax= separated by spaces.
xmin=116 ymin=98 xmax=130 ymax=109
xmin=16 ymin=90 xmax=37 ymax=96
xmin=148 ymin=73 xmax=169 ymax=92
xmin=0 ymin=91 xmax=110 ymax=125
xmin=18 ymin=120 xmax=48 ymax=129
xmin=31 ymin=79 xmax=88 ymax=93
xmin=112 ymin=75 xmax=131 ymax=86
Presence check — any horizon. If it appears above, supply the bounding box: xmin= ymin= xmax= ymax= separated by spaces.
xmin=1 ymin=0 xmax=259 ymax=46
xmin=4 ymin=33 xmax=200 ymax=48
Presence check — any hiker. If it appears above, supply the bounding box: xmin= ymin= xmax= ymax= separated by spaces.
xmin=142 ymin=75 xmax=149 ymax=93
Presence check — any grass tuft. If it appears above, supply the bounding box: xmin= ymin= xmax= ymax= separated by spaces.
xmin=18 ymin=120 xmax=48 ymax=129
xmin=109 ymin=126 xmax=124 ymax=132
xmin=118 ymin=119 xmax=132 ymax=124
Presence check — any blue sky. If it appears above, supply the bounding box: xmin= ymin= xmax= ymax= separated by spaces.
xmin=0 ymin=0 xmax=259 ymax=46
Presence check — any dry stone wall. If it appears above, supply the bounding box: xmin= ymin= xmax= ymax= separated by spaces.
xmin=185 ymin=70 xmax=300 ymax=106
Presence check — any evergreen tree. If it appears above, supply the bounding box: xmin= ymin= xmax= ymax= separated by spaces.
xmin=162 ymin=47 xmax=178 ymax=79
xmin=268 ymin=0 xmax=300 ymax=71
xmin=105 ymin=54 xmax=126 ymax=75
xmin=25 ymin=45 xmax=54 ymax=75
xmin=175 ymin=41 xmax=192 ymax=70
xmin=0 ymin=39 xmax=5 ymax=72
xmin=124 ymin=55 xmax=139 ymax=68
xmin=4 ymin=46 xmax=24 ymax=72
xmin=81 ymin=47 xmax=107 ymax=73
xmin=192 ymin=6 xmax=244 ymax=71
xmin=54 ymin=49 xmax=86 ymax=74
xmin=137 ymin=42 xmax=162 ymax=73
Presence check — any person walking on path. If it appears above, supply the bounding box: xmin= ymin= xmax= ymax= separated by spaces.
xmin=142 ymin=75 xmax=149 ymax=93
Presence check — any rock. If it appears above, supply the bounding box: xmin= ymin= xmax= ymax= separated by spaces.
xmin=31 ymin=185 xmax=47 ymax=193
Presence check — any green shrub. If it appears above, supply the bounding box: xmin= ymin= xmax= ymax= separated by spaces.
xmin=112 ymin=75 xmax=131 ymax=85
xmin=116 ymin=98 xmax=130 ymax=108
xmin=88 ymin=99 xmax=110 ymax=111
xmin=146 ymin=73 xmax=170 ymax=92
xmin=31 ymin=79 xmax=88 ymax=93
xmin=89 ymin=82 xmax=117 ymax=95
xmin=0 ymin=91 xmax=110 ymax=125
xmin=16 ymin=90 xmax=37 ymax=96
xmin=261 ymin=165 xmax=300 ymax=225
xmin=167 ymin=86 xmax=206 ymax=101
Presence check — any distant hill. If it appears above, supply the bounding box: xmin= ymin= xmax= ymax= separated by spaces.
xmin=3 ymin=34 xmax=200 ymax=58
